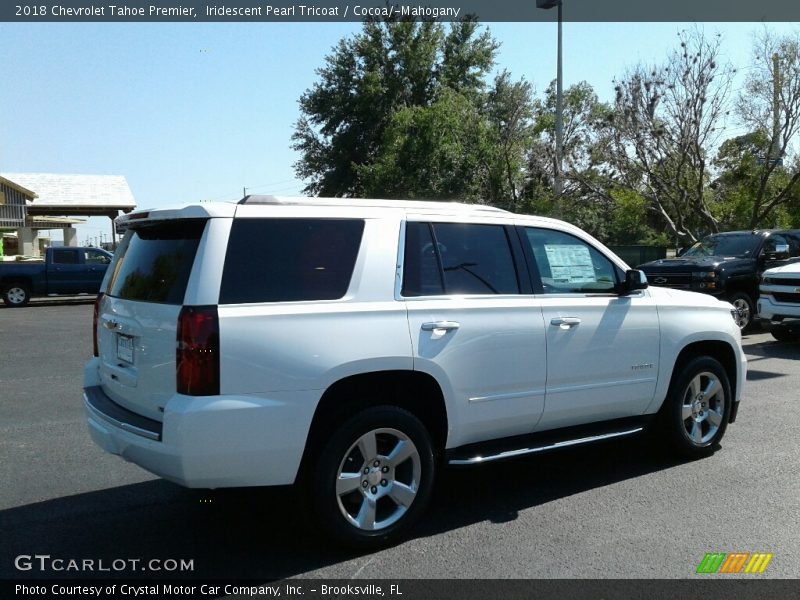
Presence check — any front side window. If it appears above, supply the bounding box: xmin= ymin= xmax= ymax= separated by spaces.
xmin=523 ymin=228 xmax=618 ymax=294
xmin=84 ymin=249 xmax=111 ymax=264
xmin=783 ymin=233 xmax=800 ymax=256
xmin=762 ymin=234 xmax=789 ymax=256
xmin=219 ymin=218 xmax=365 ymax=304
xmin=402 ymin=222 xmax=519 ymax=296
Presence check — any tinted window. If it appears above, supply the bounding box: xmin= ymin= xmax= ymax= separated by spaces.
xmin=52 ymin=249 xmax=79 ymax=264
xmin=403 ymin=222 xmax=519 ymax=295
xmin=220 ymin=218 xmax=365 ymax=304
xmin=402 ymin=222 xmax=445 ymax=296
xmin=783 ymin=233 xmax=800 ymax=255
xmin=523 ymin=228 xmax=618 ymax=294
xmin=107 ymin=220 xmax=206 ymax=305
xmin=763 ymin=234 xmax=789 ymax=255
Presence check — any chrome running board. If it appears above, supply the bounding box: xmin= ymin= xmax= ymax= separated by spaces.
xmin=448 ymin=427 xmax=643 ymax=466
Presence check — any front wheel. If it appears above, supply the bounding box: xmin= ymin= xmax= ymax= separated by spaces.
xmin=660 ymin=356 xmax=731 ymax=459
xmin=770 ymin=325 xmax=799 ymax=342
xmin=728 ymin=292 xmax=754 ymax=331
xmin=311 ymin=406 xmax=435 ymax=548
xmin=2 ymin=283 xmax=31 ymax=307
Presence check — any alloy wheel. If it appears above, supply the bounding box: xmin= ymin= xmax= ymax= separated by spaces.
xmin=731 ymin=298 xmax=750 ymax=330
xmin=334 ymin=427 xmax=421 ymax=531
xmin=680 ymin=371 xmax=725 ymax=445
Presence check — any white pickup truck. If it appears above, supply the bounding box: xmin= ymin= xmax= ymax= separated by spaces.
xmin=759 ymin=262 xmax=800 ymax=341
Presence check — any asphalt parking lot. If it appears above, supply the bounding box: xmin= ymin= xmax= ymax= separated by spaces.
xmin=1 ymin=301 xmax=798 ymax=581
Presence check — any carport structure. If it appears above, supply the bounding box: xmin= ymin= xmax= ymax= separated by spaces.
xmin=0 ymin=173 xmax=136 ymax=255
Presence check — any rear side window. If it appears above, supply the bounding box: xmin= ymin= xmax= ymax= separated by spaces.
xmin=402 ymin=223 xmax=445 ymax=296
xmin=107 ymin=220 xmax=206 ymax=305
xmin=403 ymin=222 xmax=520 ymax=296
xmin=52 ymin=249 xmax=79 ymax=264
xmin=220 ymin=218 xmax=365 ymax=304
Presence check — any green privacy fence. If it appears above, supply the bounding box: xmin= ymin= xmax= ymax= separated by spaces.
xmin=607 ymin=245 xmax=667 ymax=268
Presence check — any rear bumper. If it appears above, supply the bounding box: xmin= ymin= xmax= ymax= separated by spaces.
xmin=83 ymin=375 xmax=320 ymax=489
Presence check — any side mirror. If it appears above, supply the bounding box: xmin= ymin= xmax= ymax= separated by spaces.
xmin=677 ymin=247 xmax=686 ymax=257
xmin=620 ymin=269 xmax=648 ymax=295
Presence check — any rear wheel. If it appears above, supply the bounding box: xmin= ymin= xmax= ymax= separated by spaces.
xmin=660 ymin=356 xmax=731 ymax=459
xmin=2 ymin=283 xmax=31 ymax=307
xmin=728 ymin=292 xmax=754 ymax=331
xmin=311 ymin=406 xmax=435 ymax=548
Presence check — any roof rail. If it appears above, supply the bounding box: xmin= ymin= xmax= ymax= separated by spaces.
xmin=238 ymin=194 xmax=510 ymax=214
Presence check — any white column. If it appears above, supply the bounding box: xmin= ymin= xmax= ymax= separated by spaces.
xmin=19 ymin=227 xmax=39 ymax=257
xmin=63 ymin=226 xmax=78 ymax=247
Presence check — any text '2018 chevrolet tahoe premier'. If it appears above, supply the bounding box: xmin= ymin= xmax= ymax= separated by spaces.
xmin=84 ymin=197 xmax=746 ymax=547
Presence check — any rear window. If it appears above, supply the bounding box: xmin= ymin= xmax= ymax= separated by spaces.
xmin=107 ymin=219 xmax=206 ymax=305
xmin=219 ymin=218 xmax=365 ymax=304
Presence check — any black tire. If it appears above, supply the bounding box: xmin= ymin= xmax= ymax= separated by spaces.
xmin=2 ymin=283 xmax=31 ymax=307
xmin=728 ymin=292 xmax=754 ymax=331
xmin=660 ymin=356 xmax=731 ymax=459
xmin=310 ymin=405 xmax=435 ymax=548
xmin=770 ymin=325 xmax=799 ymax=343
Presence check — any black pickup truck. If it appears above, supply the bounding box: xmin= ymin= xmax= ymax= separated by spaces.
xmin=638 ymin=229 xmax=800 ymax=330
xmin=0 ymin=247 xmax=112 ymax=307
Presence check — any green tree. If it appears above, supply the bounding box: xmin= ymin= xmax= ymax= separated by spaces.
xmin=356 ymin=88 xmax=491 ymax=200
xmin=605 ymin=29 xmax=735 ymax=243
xmin=483 ymin=72 xmax=535 ymax=210
xmin=355 ymin=72 xmax=534 ymax=206
xmin=716 ymin=30 xmax=800 ymax=228
xmin=523 ymin=80 xmax=620 ymax=239
xmin=713 ymin=131 xmax=800 ymax=229
xmin=293 ymin=19 xmax=498 ymax=197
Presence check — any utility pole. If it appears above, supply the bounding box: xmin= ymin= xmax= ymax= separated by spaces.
xmin=772 ymin=52 xmax=781 ymax=159
xmin=537 ymin=0 xmax=564 ymax=219
xmin=554 ymin=0 xmax=564 ymax=215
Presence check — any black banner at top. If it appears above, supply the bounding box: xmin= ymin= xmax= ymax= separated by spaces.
xmin=3 ymin=0 xmax=800 ymax=23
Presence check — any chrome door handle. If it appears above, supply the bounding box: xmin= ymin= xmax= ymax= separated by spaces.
xmin=550 ymin=317 xmax=581 ymax=328
xmin=421 ymin=321 xmax=460 ymax=332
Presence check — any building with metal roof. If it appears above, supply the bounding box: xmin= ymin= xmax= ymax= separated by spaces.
xmin=0 ymin=175 xmax=35 ymax=229
xmin=1 ymin=173 xmax=136 ymax=217
xmin=0 ymin=173 xmax=136 ymax=256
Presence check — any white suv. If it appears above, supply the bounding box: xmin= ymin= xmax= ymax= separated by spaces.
xmin=84 ymin=196 xmax=746 ymax=547
xmin=759 ymin=262 xmax=800 ymax=341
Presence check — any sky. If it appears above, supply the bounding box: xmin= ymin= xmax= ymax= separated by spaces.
xmin=1 ymin=19 xmax=798 ymax=244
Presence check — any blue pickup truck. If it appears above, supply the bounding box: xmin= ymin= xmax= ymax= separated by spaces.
xmin=0 ymin=247 xmax=113 ymax=307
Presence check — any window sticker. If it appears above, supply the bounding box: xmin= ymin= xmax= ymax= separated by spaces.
xmin=544 ymin=244 xmax=596 ymax=284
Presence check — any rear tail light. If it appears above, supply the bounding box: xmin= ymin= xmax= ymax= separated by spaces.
xmin=93 ymin=293 xmax=104 ymax=357
xmin=176 ymin=305 xmax=220 ymax=396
